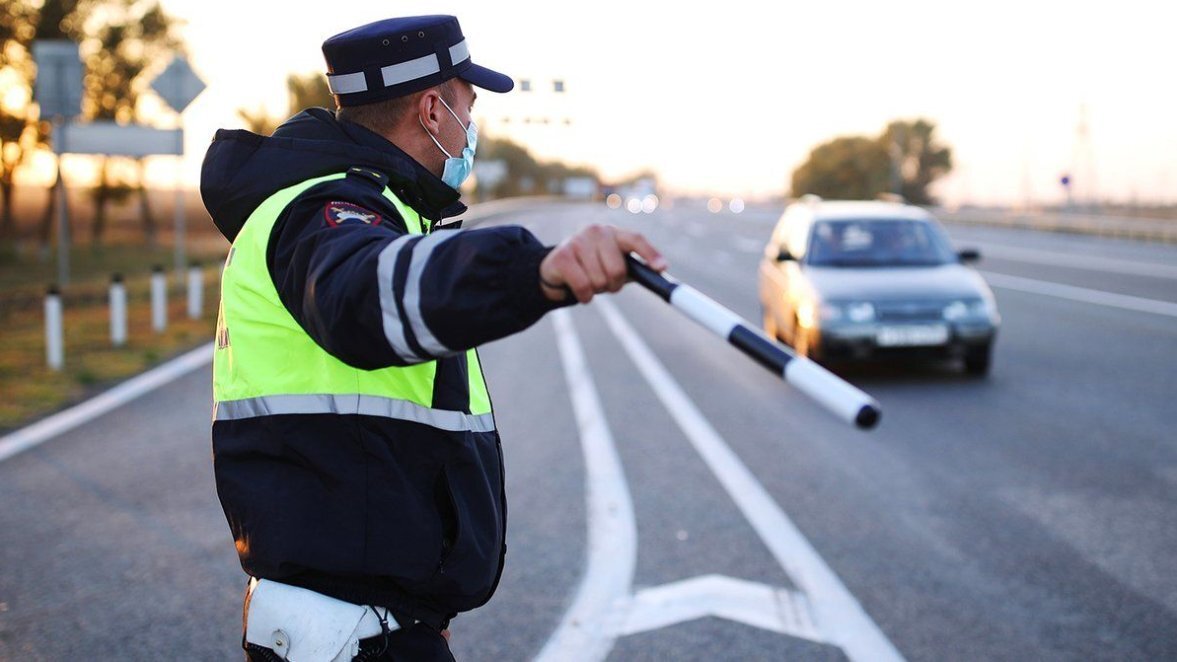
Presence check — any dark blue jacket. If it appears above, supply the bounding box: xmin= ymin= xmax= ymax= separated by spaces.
xmin=201 ymin=108 xmax=566 ymax=626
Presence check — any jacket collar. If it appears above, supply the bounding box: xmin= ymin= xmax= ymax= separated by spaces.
xmin=335 ymin=115 xmax=466 ymax=225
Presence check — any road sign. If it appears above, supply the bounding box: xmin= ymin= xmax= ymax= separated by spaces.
xmin=150 ymin=56 xmax=206 ymax=114
xmin=54 ymin=122 xmax=183 ymax=157
xmin=32 ymin=40 xmax=84 ymax=120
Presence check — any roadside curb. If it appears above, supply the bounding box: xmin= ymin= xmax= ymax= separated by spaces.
xmin=0 ymin=343 xmax=214 ymax=464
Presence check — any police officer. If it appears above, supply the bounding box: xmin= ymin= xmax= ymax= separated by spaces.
xmin=200 ymin=14 xmax=665 ymax=662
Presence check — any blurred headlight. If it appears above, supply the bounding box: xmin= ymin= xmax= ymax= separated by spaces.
xmin=846 ymin=302 xmax=876 ymax=323
xmin=944 ymin=299 xmax=990 ymax=321
xmin=798 ymin=302 xmax=841 ymax=328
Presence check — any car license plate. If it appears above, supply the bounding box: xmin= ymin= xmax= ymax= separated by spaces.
xmin=876 ymin=324 xmax=949 ymax=347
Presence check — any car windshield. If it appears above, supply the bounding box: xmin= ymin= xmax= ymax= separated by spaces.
xmin=806 ymin=218 xmax=957 ymax=267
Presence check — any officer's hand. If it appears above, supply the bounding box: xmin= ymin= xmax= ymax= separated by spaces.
xmin=539 ymin=225 xmax=667 ymax=303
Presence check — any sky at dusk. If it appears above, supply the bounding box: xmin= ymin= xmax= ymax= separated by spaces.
xmin=19 ymin=0 xmax=1177 ymax=206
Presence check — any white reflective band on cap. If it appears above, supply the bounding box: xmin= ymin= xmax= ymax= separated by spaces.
xmin=215 ymin=394 xmax=496 ymax=432
xmin=327 ymin=71 xmax=367 ymax=95
xmin=377 ymin=235 xmax=425 ymax=363
xmin=382 ymin=53 xmax=441 ymax=88
xmin=328 ymin=41 xmax=472 ymax=95
xmin=449 ymin=39 xmax=469 ymax=65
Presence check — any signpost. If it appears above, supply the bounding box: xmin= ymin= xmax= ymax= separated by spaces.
xmin=34 ymin=47 xmax=206 ymax=285
xmin=149 ymin=57 xmax=206 ymax=280
xmin=32 ymin=41 xmax=84 ymax=287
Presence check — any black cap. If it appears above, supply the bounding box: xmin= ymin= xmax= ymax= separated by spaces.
xmin=322 ymin=15 xmax=514 ymax=107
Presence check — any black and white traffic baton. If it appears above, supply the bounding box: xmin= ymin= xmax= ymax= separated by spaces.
xmin=626 ymin=255 xmax=881 ymax=430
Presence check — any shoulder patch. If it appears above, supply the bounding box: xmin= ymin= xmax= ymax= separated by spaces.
xmin=324 ymin=201 xmax=383 ymax=228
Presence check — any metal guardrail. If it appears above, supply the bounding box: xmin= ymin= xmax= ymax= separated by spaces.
xmin=935 ymin=208 xmax=1177 ymax=244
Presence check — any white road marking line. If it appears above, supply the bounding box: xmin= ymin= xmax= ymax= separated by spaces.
xmin=971 ymin=243 xmax=1177 ymax=279
xmin=980 ymin=271 xmax=1177 ymax=318
xmin=596 ymin=297 xmax=904 ymax=662
xmin=535 ymin=310 xmax=637 ymax=662
xmin=618 ymin=574 xmax=823 ymax=643
xmin=0 ymin=343 xmax=214 ymax=464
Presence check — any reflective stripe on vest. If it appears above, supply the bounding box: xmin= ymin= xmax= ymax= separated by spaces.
xmin=214 ymin=394 xmax=495 ymax=432
xmin=213 ymin=173 xmax=492 ymax=428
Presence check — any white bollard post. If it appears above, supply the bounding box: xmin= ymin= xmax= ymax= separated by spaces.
xmin=110 ymin=273 xmax=127 ymax=347
xmin=151 ymin=265 xmax=167 ymax=333
xmin=45 ymin=286 xmax=64 ymax=371
xmin=187 ymin=262 xmax=203 ymax=320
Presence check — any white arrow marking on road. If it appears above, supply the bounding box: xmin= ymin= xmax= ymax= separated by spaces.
xmin=540 ymin=300 xmax=904 ymax=660
xmin=617 ymin=574 xmax=823 ymax=642
xmin=595 ymin=296 xmax=904 ymax=661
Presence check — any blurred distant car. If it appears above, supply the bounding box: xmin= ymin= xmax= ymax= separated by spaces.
xmin=758 ymin=198 xmax=1000 ymax=375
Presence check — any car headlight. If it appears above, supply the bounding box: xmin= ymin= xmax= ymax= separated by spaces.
xmin=943 ymin=299 xmax=991 ymax=321
xmin=845 ymin=302 xmax=876 ymax=323
xmin=797 ymin=302 xmax=842 ymax=328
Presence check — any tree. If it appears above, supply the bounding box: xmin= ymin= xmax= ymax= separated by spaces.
xmin=235 ymin=105 xmax=279 ymax=136
xmin=0 ymin=0 xmax=81 ymax=246
xmin=234 ymin=71 xmax=334 ymax=137
xmin=286 ymin=72 xmax=333 ymax=116
xmin=0 ymin=0 xmax=183 ymax=250
xmin=478 ymin=133 xmax=598 ymax=199
xmin=791 ymin=136 xmax=891 ymax=201
xmin=81 ymin=0 xmax=183 ymax=247
xmin=791 ymin=118 xmax=952 ymax=204
xmin=881 ymin=119 xmax=952 ymax=205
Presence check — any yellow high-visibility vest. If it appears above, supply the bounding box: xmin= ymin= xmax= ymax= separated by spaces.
xmin=213 ymin=173 xmax=491 ymax=428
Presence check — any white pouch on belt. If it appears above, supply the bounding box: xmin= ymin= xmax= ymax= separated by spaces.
xmin=244 ymin=578 xmax=391 ymax=662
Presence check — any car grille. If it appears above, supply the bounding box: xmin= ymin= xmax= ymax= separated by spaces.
xmin=875 ymin=302 xmax=945 ymax=322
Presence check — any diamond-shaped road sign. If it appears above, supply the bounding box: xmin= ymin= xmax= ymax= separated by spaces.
xmin=150 ymin=56 xmax=206 ymax=114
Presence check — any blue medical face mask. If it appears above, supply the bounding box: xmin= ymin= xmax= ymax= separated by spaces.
xmin=420 ymin=96 xmax=478 ymax=190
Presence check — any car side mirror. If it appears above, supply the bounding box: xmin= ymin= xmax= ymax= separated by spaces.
xmin=776 ymin=248 xmax=796 ymax=262
xmin=958 ymin=248 xmax=981 ymax=264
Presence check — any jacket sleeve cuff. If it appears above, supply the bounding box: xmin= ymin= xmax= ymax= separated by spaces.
xmin=508 ymin=244 xmax=576 ymax=319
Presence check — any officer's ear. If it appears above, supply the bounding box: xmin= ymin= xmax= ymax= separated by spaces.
xmin=418 ymin=88 xmax=445 ymax=134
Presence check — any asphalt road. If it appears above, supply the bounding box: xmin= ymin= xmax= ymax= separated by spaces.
xmin=0 ymin=200 xmax=1174 ymax=661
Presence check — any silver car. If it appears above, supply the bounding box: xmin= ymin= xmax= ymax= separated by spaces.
xmin=759 ymin=199 xmax=1000 ymax=375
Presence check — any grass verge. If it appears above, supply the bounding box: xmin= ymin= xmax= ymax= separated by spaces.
xmin=0 ymin=264 xmax=221 ymax=433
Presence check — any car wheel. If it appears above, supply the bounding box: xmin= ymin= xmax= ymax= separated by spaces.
xmin=762 ymin=307 xmax=780 ymax=341
xmin=964 ymin=345 xmax=992 ymax=376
